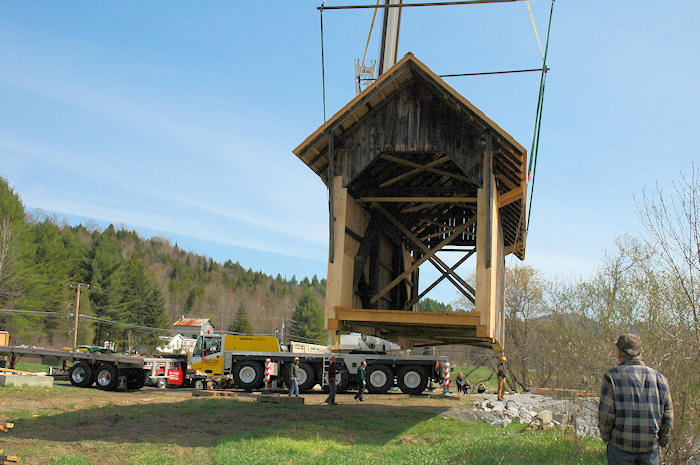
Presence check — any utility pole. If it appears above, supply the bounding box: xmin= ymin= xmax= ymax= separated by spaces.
xmin=70 ymin=283 xmax=89 ymax=348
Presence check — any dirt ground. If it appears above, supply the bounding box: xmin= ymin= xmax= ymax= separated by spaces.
xmin=0 ymin=379 xmax=483 ymax=409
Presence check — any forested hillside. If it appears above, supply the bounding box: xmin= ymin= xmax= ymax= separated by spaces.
xmin=0 ymin=178 xmax=326 ymax=350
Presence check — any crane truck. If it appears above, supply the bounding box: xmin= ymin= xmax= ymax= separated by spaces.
xmin=191 ymin=333 xmax=447 ymax=395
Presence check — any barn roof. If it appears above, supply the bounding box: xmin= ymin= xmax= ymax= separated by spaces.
xmin=173 ymin=318 xmax=210 ymax=328
xmin=293 ymin=53 xmax=528 ymax=259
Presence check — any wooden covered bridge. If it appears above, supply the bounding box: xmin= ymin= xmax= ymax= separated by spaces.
xmin=293 ymin=53 xmax=527 ymax=352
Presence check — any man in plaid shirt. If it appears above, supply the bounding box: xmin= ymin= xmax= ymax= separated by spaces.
xmin=598 ymin=334 xmax=673 ymax=465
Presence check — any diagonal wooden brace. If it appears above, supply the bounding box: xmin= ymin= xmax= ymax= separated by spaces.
xmin=379 ymin=154 xmax=450 ymax=188
xmin=370 ymin=203 xmax=475 ymax=305
xmin=407 ymin=249 xmax=475 ymax=308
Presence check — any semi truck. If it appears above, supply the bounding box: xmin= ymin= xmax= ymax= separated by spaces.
xmin=191 ymin=333 xmax=447 ymax=395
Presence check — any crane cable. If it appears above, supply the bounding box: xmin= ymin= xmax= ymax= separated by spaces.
xmin=361 ymin=0 xmax=382 ymax=70
xmin=320 ymin=1 xmax=328 ymax=122
xmin=525 ymin=0 xmax=544 ymax=59
xmin=526 ymin=0 xmax=555 ymax=231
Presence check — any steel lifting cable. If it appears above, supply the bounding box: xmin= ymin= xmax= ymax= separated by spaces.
xmin=526 ymin=0 xmax=555 ymax=231
xmin=320 ymin=1 xmax=328 ymax=122
xmin=361 ymin=0 xmax=382 ymax=70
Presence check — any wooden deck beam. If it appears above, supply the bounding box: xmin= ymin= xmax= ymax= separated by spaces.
xmin=358 ymin=196 xmax=476 ymax=203
xmin=334 ymin=307 xmax=481 ymax=326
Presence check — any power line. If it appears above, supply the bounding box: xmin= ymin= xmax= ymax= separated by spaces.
xmin=0 ymin=308 xmax=171 ymax=333
xmin=319 ymin=0 xmax=525 ymax=11
xmin=359 ymin=66 xmax=548 ymax=81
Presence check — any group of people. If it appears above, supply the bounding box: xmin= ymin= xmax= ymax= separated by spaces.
xmin=287 ymin=355 xmax=367 ymax=405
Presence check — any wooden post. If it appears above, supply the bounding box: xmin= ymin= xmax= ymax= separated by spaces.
xmin=328 ymin=132 xmax=335 ymax=263
xmin=476 ymin=135 xmax=499 ymax=341
xmin=325 ymin=175 xmax=348 ymax=329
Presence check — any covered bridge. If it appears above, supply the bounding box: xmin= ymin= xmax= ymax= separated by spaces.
xmin=293 ymin=53 xmax=527 ymax=352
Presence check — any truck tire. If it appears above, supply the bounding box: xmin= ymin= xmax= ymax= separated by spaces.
xmin=95 ymin=364 xmax=119 ymax=391
xmin=126 ymin=370 xmax=146 ymax=390
xmin=366 ymin=365 xmax=394 ymax=394
xmin=233 ymin=361 xmax=264 ymax=391
xmin=68 ymin=362 xmax=94 ymax=388
xmin=156 ymin=377 xmax=168 ymax=389
xmin=321 ymin=369 xmax=350 ymax=393
xmin=397 ymin=365 xmax=428 ymax=395
xmin=297 ymin=362 xmax=317 ymax=392
xmin=194 ymin=379 xmax=205 ymax=391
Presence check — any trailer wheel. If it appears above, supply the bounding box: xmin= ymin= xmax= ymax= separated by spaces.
xmin=397 ymin=365 xmax=428 ymax=395
xmin=95 ymin=364 xmax=119 ymax=391
xmin=126 ymin=370 xmax=146 ymax=390
xmin=366 ymin=365 xmax=394 ymax=394
xmin=297 ymin=362 xmax=317 ymax=392
xmin=69 ymin=362 xmax=94 ymax=388
xmin=233 ymin=361 xmax=264 ymax=391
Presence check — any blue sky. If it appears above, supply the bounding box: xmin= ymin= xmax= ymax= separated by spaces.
xmin=2 ymin=1 xmax=699 ymax=303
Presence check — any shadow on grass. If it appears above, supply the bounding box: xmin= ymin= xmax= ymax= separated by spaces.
xmin=9 ymin=397 xmax=450 ymax=448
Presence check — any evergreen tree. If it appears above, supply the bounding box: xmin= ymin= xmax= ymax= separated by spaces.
xmin=101 ymin=258 xmax=167 ymax=352
xmin=0 ymin=178 xmax=25 ymax=306
xmin=289 ymin=289 xmax=324 ymax=344
xmin=229 ymin=303 xmax=253 ymax=334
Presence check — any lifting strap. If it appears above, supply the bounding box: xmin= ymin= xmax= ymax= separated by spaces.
xmin=526 ymin=0 xmax=555 ymax=231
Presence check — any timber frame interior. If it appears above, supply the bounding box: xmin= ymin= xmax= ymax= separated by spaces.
xmin=293 ymin=53 xmax=527 ymax=352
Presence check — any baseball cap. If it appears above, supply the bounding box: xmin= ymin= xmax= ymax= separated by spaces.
xmin=293 ymin=356 xmax=299 ymax=361
xmin=615 ymin=334 xmax=641 ymax=357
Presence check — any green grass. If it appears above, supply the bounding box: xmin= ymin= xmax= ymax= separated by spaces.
xmin=13 ymin=361 xmax=53 ymax=373
xmin=450 ymin=365 xmax=498 ymax=391
xmin=4 ymin=396 xmax=606 ymax=465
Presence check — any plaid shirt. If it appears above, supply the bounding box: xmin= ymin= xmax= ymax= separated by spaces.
xmin=598 ymin=359 xmax=673 ymax=453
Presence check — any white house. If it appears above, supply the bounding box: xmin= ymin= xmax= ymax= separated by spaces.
xmin=172 ymin=317 xmax=214 ymax=339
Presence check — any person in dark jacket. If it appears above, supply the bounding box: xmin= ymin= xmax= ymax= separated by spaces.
xmin=288 ymin=357 xmax=300 ymax=397
xmin=598 ymin=334 xmax=673 ymax=465
xmin=455 ymin=372 xmax=464 ymax=394
xmin=324 ymin=355 xmax=338 ymax=405
xmin=497 ymin=356 xmax=507 ymax=400
xmin=354 ymin=361 xmax=366 ymax=401
xmin=463 ymin=377 xmax=472 ymax=394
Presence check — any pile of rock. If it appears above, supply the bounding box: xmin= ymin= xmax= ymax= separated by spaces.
xmin=444 ymin=393 xmax=601 ymax=439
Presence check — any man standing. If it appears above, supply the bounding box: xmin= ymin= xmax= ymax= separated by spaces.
xmin=288 ymin=357 xmax=300 ymax=397
xmin=324 ymin=355 xmax=338 ymax=405
xmin=497 ymin=356 xmax=507 ymax=401
xmin=598 ymin=334 xmax=673 ymax=465
xmin=354 ymin=361 xmax=366 ymax=401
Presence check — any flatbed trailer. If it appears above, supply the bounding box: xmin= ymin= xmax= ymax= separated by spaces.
xmin=0 ymin=345 xmax=186 ymax=391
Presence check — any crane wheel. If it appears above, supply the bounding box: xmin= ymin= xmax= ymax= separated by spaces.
xmin=397 ymin=365 xmax=428 ymax=395
xmin=321 ymin=369 xmax=349 ymax=393
xmin=233 ymin=361 xmax=264 ymax=391
xmin=296 ymin=362 xmax=317 ymax=392
xmin=366 ymin=365 xmax=394 ymax=394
